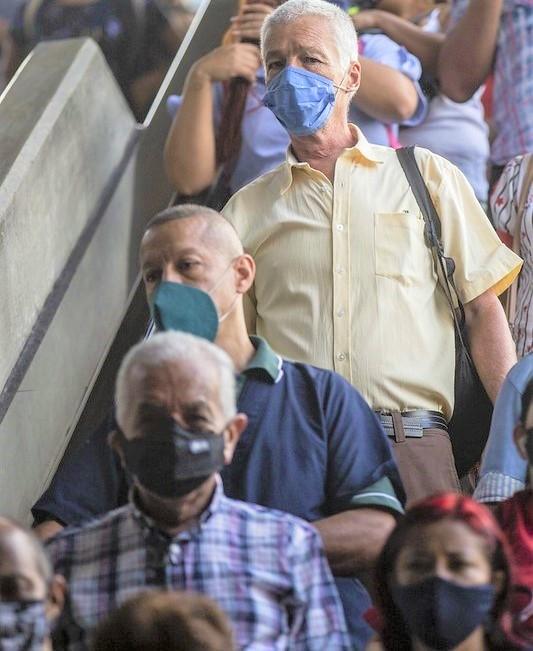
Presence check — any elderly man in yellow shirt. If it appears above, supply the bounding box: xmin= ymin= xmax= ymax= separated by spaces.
xmin=222 ymin=0 xmax=522 ymax=503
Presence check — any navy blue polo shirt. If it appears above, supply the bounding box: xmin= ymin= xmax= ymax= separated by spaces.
xmin=33 ymin=337 xmax=404 ymax=649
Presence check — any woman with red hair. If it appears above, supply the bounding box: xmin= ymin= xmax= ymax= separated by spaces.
xmin=372 ymin=493 xmax=518 ymax=651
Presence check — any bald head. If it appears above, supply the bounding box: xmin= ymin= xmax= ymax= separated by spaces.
xmin=139 ymin=205 xmax=255 ymax=326
xmin=0 ymin=518 xmax=52 ymax=601
xmin=143 ymin=205 xmax=244 ymax=262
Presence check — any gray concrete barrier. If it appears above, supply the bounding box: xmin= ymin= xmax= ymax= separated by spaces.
xmin=0 ymin=0 xmax=236 ymax=521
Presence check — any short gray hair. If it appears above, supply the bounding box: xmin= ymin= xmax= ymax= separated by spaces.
xmin=116 ymin=332 xmax=236 ymax=432
xmin=261 ymin=0 xmax=358 ymax=69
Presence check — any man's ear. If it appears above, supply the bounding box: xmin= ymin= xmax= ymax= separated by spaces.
xmin=346 ymin=58 xmax=361 ymax=94
xmin=46 ymin=574 xmax=66 ymax=622
xmin=513 ymin=424 xmax=528 ymax=460
xmin=223 ymin=413 xmax=248 ymax=464
xmin=233 ymin=254 xmax=256 ymax=295
xmin=108 ymin=430 xmax=126 ymax=467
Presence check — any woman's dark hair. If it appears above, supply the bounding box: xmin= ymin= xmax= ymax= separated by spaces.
xmin=374 ymin=493 xmax=513 ymax=651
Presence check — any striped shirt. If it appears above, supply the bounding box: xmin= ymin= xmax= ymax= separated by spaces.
xmin=452 ymin=0 xmax=533 ymax=165
xmin=491 ymin=154 xmax=533 ymax=358
xmin=47 ymin=480 xmax=350 ymax=650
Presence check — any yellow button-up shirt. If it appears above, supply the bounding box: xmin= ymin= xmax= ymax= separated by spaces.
xmin=222 ymin=127 xmax=521 ymax=419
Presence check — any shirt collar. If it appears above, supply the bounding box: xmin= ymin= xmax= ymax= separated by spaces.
xmin=280 ymin=124 xmax=384 ymax=195
xmin=242 ymin=336 xmax=283 ymax=384
xmin=130 ymin=475 xmax=225 ymax=543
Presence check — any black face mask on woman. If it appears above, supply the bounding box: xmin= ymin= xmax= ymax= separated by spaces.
xmin=117 ymin=420 xmax=225 ymax=499
xmin=392 ymin=576 xmax=495 ymax=650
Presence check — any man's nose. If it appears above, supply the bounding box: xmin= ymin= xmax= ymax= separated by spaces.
xmin=287 ymin=55 xmax=303 ymax=69
xmin=434 ymin=559 xmax=455 ymax=583
xmin=161 ymin=264 xmax=183 ymax=284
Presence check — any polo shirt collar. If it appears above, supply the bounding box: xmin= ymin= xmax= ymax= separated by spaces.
xmin=241 ymin=336 xmax=283 ymax=384
xmin=280 ymin=124 xmax=384 ymax=195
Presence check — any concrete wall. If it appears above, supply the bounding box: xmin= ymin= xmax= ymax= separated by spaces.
xmin=0 ymin=0 xmax=236 ymax=522
xmin=0 ymin=39 xmax=136 ymax=395
xmin=0 ymin=39 xmax=137 ymax=521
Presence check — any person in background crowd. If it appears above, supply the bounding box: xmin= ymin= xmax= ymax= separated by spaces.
xmin=438 ymin=0 xmax=532 ymax=186
xmin=47 ymin=332 xmax=350 ymax=650
xmin=5 ymin=0 xmax=180 ymax=119
xmin=92 ymin=591 xmax=235 ymax=651
xmin=156 ymin=0 xmax=196 ymax=44
xmin=164 ymin=0 xmax=426 ymax=202
xmin=373 ymin=493 xmax=516 ymax=651
xmin=474 ymin=354 xmax=533 ymax=505
xmin=223 ymin=0 xmax=521 ymax=504
xmin=491 ymin=154 xmax=533 ymax=358
xmin=0 ymin=517 xmax=66 ymax=651
xmin=33 ymin=205 xmax=404 ymax=649
xmin=495 ymin=377 xmax=533 ymax=648
xmin=354 ymin=0 xmax=491 ymax=206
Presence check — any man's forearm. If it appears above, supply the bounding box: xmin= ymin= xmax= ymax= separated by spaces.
xmin=438 ymin=0 xmax=503 ymax=102
xmin=314 ymin=509 xmax=396 ymax=575
xmin=465 ymin=289 xmax=517 ymax=404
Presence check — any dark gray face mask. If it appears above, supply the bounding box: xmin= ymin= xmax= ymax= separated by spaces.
xmin=0 ymin=601 xmax=49 ymax=651
xmin=117 ymin=422 xmax=225 ymax=499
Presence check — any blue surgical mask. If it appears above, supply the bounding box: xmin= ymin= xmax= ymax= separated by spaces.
xmin=392 ymin=576 xmax=495 ymax=650
xmin=263 ymin=66 xmax=340 ymax=136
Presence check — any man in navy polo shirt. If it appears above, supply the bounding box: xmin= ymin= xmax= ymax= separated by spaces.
xmin=33 ymin=204 xmax=404 ymax=648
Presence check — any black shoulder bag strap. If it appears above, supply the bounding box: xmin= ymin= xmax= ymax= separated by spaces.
xmin=396 ymin=146 xmax=493 ymax=478
xmin=396 ymin=146 xmax=472 ymax=361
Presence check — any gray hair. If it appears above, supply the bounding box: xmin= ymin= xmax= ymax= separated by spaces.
xmin=261 ymin=0 xmax=358 ymax=69
xmin=115 ymin=332 xmax=236 ymax=432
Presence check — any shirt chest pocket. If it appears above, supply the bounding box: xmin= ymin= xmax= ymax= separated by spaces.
xmin=374 ymin=211 xmax=432 ymax=284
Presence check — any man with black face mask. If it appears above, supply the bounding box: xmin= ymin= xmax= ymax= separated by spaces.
xmin=33 ymin=204 xmax=404 ymax=649
xmin=46 ymin=332 xmax=351 ymax=650
xmin=0 ymin=517 xmax=65 ymax=650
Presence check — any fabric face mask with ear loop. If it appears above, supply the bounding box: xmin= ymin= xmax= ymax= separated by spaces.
xmin=391 ymin=576 xmax=495 ymax=650
xmin=0 ymin=600 xmax=50 ymax=651
xmin=149 ymin=260 xmax=239 ymax=341
xmin=117 ymin=424 xmax=226 ymax=500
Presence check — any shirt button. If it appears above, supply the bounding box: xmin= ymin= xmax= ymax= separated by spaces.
xmin=337 ymin=308 xmax=345 ymax=317
xmin=336 ymin=224 xmax=344 ymax=231
xmin=335 ymin=265 xmax=344 ymax=274
xmin=337 ymin=352 xmax=346 ymax=361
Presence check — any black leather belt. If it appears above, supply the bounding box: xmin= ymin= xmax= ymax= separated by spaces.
xmin=376 ymin=410 xmax=448 ymax=438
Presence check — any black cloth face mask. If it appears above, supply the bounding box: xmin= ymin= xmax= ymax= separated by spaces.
xmin=117 ymin=421 xmax=226 ymax=499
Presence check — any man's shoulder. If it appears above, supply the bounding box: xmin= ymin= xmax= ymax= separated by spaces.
xmin=46 ymin=504 xmax=132 ymax=556
xmin=222 ymin=163 xmax=289 ymax=215
xmin=281 ymin=359 xmax=368 ymax=403
xmin=220 ymin=493 xmax=320 ymax=542
xmin=506 ymin=354 xmax=533 ymax=391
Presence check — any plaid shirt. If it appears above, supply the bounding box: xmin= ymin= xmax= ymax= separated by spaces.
xmin=452 ymin=0 xmax=533 ymax=165
xmin=47 ymin=480 xmax=350 ymax=650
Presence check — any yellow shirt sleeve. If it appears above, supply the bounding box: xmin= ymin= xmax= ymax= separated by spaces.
xmin=419 ymin=149 xmax=523 ymax=304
